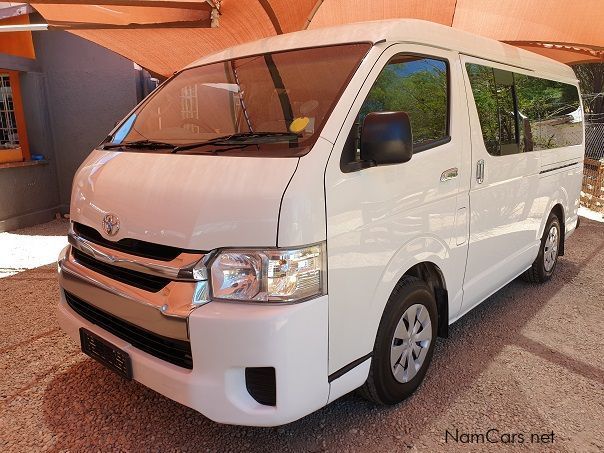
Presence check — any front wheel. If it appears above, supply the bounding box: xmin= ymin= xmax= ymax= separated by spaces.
xmin=358 ymin=276 xmax=437 ymax=405
xmin=523 ymin=213 xmax=561 ymax=283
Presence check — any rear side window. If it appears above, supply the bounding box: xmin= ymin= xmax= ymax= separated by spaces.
xmin=359 ymin=55 xmax=449 ymax=149
xmin=466 ymin=63 xmax=582 ymax=156
xmin=515 ymin=74 xmax=582 ymax=150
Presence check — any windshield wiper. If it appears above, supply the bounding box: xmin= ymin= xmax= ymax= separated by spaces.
xmin=172 ymin=132 xmax=299 ymax=153
xmin=102 ymin=139 xmax=176 ymax=150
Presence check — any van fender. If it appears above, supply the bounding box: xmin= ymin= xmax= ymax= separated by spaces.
xmin=365 ymin=235 xmax=451 ymax=351
xmin=537 ymin=187 xmax=568 ymax=241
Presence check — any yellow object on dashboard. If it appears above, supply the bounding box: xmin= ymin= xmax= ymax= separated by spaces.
xmin=289 ymin=117 xmax=310 ymax=134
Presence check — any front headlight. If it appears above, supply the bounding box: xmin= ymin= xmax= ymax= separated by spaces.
xmin=209 ymin=243 xmax=326 ymax=303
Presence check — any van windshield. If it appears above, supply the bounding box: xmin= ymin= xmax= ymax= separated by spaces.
xmin=105 ymin=43 xmax=371 ymax=157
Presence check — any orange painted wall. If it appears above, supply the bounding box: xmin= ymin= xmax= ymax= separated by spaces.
xmin=0 ymin=15 xmax=36 ymax=59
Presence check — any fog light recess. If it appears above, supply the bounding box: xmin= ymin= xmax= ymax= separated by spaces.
xmin=245 ymin=367 xmax=276 ymax=406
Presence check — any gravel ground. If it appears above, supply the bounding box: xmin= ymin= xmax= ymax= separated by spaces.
xmin=1 ymin=218 xmax=603 ymax=452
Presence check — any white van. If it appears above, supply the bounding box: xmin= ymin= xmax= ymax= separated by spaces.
xmin=57 ymin=19 xmax=584 ymax=426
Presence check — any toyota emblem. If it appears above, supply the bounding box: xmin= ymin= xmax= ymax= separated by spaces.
xmin=102 ymin=213 xmax=120 ymax=236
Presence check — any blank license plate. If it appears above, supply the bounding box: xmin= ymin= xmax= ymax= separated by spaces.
xmin=80 ymin=328 xmax=132 ymax=380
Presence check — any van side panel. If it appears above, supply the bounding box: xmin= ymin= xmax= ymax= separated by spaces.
xmin=536 ymin=112 xmax=584 ymax=240
xmin=459 ymin=56 xmax=543 ymax=311
xmin=535 ymin=161 xmax=583 ymax=241
xmin=324 ymin=44 xmax=470 ymax=376
xmin=459 ymin=57 xmax=584 ymax=316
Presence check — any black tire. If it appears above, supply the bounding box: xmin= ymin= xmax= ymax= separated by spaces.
xmin=523 ymin=213 xmax=561 ymax=283
xmin=358 ymin=276 xmax=438 ymax=405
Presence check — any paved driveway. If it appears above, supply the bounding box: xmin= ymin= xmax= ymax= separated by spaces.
xmin=1 ymin=219 xmax=603 ymax=452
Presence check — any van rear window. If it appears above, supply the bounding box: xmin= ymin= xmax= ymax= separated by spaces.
xmin=105 ymin=43 xmax=371 ymax=157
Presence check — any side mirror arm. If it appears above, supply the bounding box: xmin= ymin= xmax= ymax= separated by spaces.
xmin=342 ymin=159 xmax=376 ymax=173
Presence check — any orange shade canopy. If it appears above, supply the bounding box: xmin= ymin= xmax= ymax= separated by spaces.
xmin=31 ymin=1 xmax=214 ymax=29
xmin=29 ymin=0 xmax=604 ymax=76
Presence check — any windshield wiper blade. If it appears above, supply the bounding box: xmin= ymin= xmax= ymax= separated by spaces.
xmin=172 ymin=142 xmax=254 ymax=154
xmin=226 ymin=131 xmax=300 ymax=140
xmin=172 ymin=132 xmax=299 ymax=153
xmin=102 ymin=139 xmax=176 ymax=150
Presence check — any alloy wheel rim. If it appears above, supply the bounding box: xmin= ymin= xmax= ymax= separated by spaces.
xmin=543 ymin=224 xmax=559 ymax=272
xmin=390 ymin=303 xmax=432 ymax=384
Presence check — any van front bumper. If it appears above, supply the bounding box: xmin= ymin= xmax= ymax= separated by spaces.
xmin=57 ymin=249 xmax=330 ymax=426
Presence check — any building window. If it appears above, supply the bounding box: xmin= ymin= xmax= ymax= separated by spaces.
xmin=0 ymin=71 xmax=28 ymax=163
xmin=0 ymin=74 xmax=19 ymax=146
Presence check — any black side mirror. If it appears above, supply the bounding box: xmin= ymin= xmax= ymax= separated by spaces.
xmin=360 ymin=111 xmax=413 ymax=166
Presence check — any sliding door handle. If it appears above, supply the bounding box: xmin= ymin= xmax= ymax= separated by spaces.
xmin=476 ymin=159 xmax=485 ymax=184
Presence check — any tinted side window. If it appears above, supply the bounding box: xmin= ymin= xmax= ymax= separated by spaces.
xmin=359 ymin=55 xmax=449 ymax=148
xmin=466 ymin=64 xmax=519 ymax=156
xmin=341 ymin=55 xmax=449 ymax=170
xmin=358 ymin=55 xmax=448 ymax=145
xmin=466 ymin=63 xmax=583 ymax=155
xmin=515 ymin=74 xmax=582 ymax=150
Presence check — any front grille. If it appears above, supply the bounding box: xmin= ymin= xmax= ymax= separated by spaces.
xmin=72 ymin=248 xmax=169 ymax=293
xmin=65 ymin=291 xmax=193 ymax=369
xmin=74 ymin=222 xmax=190 ymax=261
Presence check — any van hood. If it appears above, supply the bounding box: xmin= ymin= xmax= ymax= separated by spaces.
xmin=70 ymin=150 xmax=299 ymax=250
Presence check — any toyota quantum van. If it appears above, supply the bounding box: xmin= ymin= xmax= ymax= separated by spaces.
xmin=57 ymin=20 xmax=585 ymax=426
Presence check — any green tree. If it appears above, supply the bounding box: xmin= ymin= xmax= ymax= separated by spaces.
xmin=572 ymin=63 xmax=604 ymax=123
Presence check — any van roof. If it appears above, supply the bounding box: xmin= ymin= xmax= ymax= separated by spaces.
xmin=185 ymin=19 xmax=576 ymax=81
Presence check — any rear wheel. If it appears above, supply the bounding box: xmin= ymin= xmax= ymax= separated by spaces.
xmin=523 ymin=213 xmax=561 ymax=283
xmin=359 ymin=276 xmax=437 ymax=405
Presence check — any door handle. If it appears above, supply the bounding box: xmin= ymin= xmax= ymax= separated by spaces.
xmin=440 ymin=167 xmax=458 ymax=182
xmin=476 ymin=159 xmax=485 ymax=184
